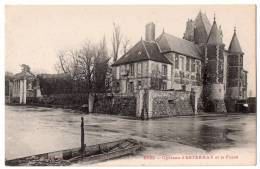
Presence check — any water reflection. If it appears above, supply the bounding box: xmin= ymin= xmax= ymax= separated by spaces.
xmin=5 ymin=105 xmax=255 ymax=160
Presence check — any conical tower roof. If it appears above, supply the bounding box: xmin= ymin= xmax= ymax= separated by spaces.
xmin=228 ymin=28 xmax=243 ymax=54
xmin=207 ymin=15 xmax=223 ymax=45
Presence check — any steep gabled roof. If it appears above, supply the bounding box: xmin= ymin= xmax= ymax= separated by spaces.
xmin=194 ymin=11 xmax=212 ymax=44
xmin=112 ymin=40 xmax=171 ymax=66
xmin=228 ymin=29 xmax=243 ymax=54
xmin=195 ymin=11 xmax=212 ymax=35
xmin=207 ymin=18 xmax=223 ymax=45
xmin=157 ymin=32 xmax=202 ymax=59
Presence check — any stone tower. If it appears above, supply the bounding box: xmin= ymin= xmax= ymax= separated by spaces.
xmin=225 ymin=27 xmax=247 ymax=111
xmin=204 ymin=15 xmax=227 ymax=113
xmin=183 ymin=19 xmax=195 ymax=41
xmin=183 ymin=11 xmax=212 ymax=45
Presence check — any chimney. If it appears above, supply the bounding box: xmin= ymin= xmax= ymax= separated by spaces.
xmin=145 ymin=22 xmax=155 ymax=41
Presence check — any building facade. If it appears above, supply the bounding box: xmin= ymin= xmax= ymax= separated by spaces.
xmin=7 ymin=65 xmax=42 ymax=104
xmin=112 ymin=11 xmax=247 ymax=113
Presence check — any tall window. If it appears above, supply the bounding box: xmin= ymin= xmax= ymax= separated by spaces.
xmin=180 ymin=57 xmax=184 ymax=71
xmin=240 ymin=56 xmax=243 ymax=65
xmin=129 ymin=64 xmax=134 ymax=76
xmin=120 ymin=65 xmax=125 ymax=76
xmin=162 ymin=65 xmax=167 ymax=76
xmin=196 ymin=61 xmax=201 ymax=74
xmin=138 ymin=81 xmax=142 ymax=89
xmin=175 ymin=54 xmax=179 ymax=69
xmin=191 ymin=59 xmax=195 ymax=72
xmin=115 ymin=82 xmax=120 ymax=93
xmin=162 ymin=82 xmax=167 ymax=90
xmin=186 ymin=58 xmax=190 ymax=71
xmin=116 ymin=66 xmax=120 ymax=79
xmin=137 ymin=63 xmax=142 ymax=77
xmin=128 ymin=82 xmax=134 ymax=93
xmin=142 ymin=62 xmax=147 ymax=76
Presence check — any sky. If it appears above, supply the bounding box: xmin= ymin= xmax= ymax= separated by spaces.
xmin=5 ymin=5 xmax=256 ymax=96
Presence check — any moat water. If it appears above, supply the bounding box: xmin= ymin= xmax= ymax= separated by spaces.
xmin=5 ymin=105 xmax=256 ymax=161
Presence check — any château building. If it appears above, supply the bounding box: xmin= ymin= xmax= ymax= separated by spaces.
xmin=111 ymin=11 xmax=248 ymax=113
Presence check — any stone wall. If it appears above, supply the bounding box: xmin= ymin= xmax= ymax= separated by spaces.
xmin=15 ymin=94 xmax=89 ymax=109
xmin=147 ymin=90 xmax=194 ymax=118
xmin=94 ymin=95 xmax=136 ymax=117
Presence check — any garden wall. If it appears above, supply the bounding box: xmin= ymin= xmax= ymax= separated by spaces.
xmin=94 ymin=95 xmax=136 ymax=117
xmin=136 ymin=90 xmax=196 ymax=119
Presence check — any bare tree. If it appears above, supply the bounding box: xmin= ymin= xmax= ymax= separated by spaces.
xmin=55 ymin=38 xmax=111 ymax=94
xmin=121 ymin=36 xmax=131 ymax=55
xmin=56 ymin=50 xmax=73 ymax=74
xmin=111 ymin=23 xmax=122 ymax=62
xmin=21 ymin=64 xmax=31 ymax=72
xmin=94 ymin=36 xmax=111 ymax=93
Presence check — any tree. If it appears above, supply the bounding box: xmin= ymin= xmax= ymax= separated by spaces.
xmin=121 ymin=36 xmax=131 ymax=55
xmin=111 ymin=23 xmax=122 ymax=62
xmin=21 ymin=64 xmax=31 ymax=72
xmin=55 ymin=38 xmax=110 ymax=94
xmin=93 ymin=36 xmax=110 ymax=93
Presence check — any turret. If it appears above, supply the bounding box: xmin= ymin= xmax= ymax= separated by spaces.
xmin=226 ymin=27 xmax=246 ymax=103
xmin=204 ymin=14 xmax=227 ymax=113
xmin=183 ymin=18 xmax=195 ymax=41
xmin=228 ymin=27 xmax=243 ymax=54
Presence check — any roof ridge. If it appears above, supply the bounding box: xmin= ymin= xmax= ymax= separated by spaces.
xmin=164 ymin=32 xmax=197 ymax=45
xmin=114 ymin=39 xmax=142 ymax=64
xmin=157 ymin=32 xmax=202 ymax=59
xmin=155 ymin=31 xmax=165 ymax=42
xmin=141 ymin=40 xmax=151 ymax=59
xmin=155 ymin=41 xmax=163 ymax=53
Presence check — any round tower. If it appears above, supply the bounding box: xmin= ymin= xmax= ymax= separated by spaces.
xmin=225 ymin=27 xmax=246 ymax=112
xmin=204 ymin=15 xmax=227 ymax=113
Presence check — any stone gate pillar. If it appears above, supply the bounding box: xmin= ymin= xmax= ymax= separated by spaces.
xmin=23 ymin=79 xmax=27 ymax=104
xmin=190 ymin=89 xmax=198 ymax=115
xmin=88 ymin=93 xmax=95 ymax=113
xmin=19 ymin=80 xmax=23 ymax=104
xmin=136 ymin=89 xmax=144 ymax=118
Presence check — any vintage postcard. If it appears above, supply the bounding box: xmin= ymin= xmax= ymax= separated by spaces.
xmin=4 ymin=4 xmax=256 ymax=166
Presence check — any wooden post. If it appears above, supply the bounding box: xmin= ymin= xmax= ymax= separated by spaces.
xmin=80 ymin=117 xmax=85 ymax=152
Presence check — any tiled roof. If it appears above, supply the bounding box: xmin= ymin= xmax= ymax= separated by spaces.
xmin=112 ymin=40 xmax=171 ymax=66
xmin=194 ymin=11 xmax=212 ymax=44
xmin=228 ymin=30 xmax=243 ymax=54
xmin=195 ymin=11 xmax=212 ymax=35
xmin=207 ymin=20 xmax=223 ymax=45
xmin=156 ymin=32 xmax=202 ymax=59
xmin=142 ymin=40 xmax=171 ymax=64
